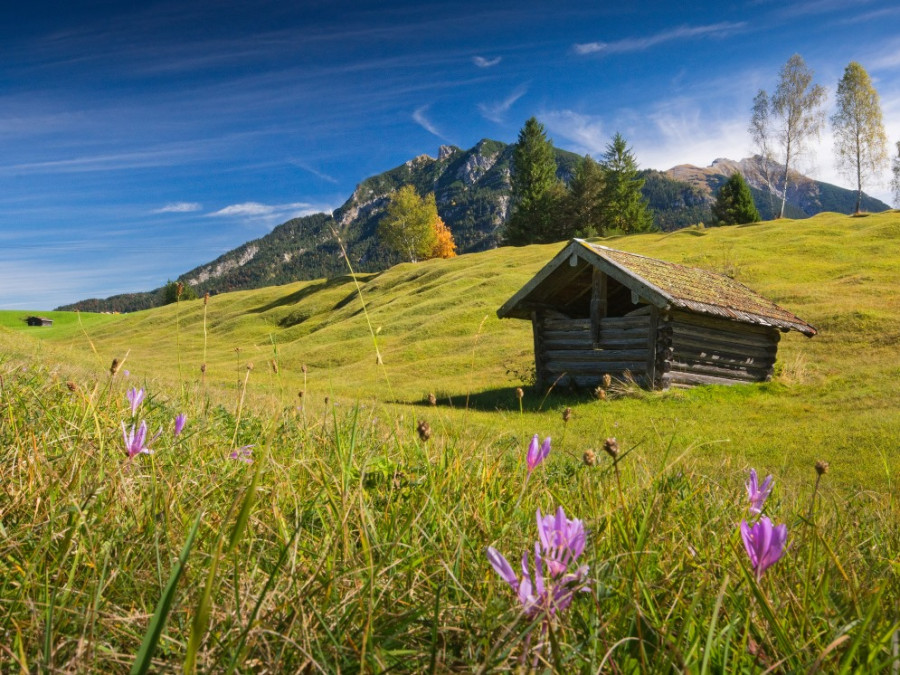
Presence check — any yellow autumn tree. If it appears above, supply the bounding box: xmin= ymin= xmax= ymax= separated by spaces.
xmin=430 ymin=215 xmax=457 ymax=259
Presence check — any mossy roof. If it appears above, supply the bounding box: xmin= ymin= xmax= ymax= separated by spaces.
xmin=497 ymin=239 xmax=817 ymax=336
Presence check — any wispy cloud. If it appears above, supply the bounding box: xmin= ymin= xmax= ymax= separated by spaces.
xmin=412 ymin=105 xmax=449 ymax=140
xmin=472 ymin=55 xmax=501 ymax=68
xmin=290 ymin=160 xmax=339 ymax=184
xmin=206 ymin=201 xmax=331 ymax=226
xmin=154 ymin=202 xmax=202 ymax=213
xmin=478 ymin=83 xmax=528 ymax=123
xmin=573 ymin=21 xmax=746 ymax=56
xmin=541 ymin=110 xmax=606 ymax=155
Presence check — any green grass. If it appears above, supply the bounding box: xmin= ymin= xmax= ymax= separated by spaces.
xmin=1 ymin=211 xmax=899 ymax=671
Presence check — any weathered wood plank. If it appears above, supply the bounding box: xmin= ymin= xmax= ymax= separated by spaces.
xmin=668 ymin=360 xmax=767 ymax=381
xmin=670 ymin=323 xmax=778 ymax=350
xmin=599 ymin=316 xmax=651 ymax=330
xmin=543 ymin=349 xmax=648 ymax=362
xmin=670 ymin=333 xmax=777 ymax=360
xmin=543 ymin=338 xmax=596 ymax=350
xmin=646 ymin=305 xmax=659 ymax=388
xmin=590 ymin=268 xmax=607 ymax=344
xmin=546 ymin=361 xmax=647 ymax=374
xmin=597 ymin=338 xmax=649 ymax=350
xmin=544 ymin=318 xmax=591 ymax=331
xmin=625 ymin=304 xmax=653 ymax=316
xmin=669 ymin=310 xmax=779 ymax=337
xmin=661 ymin=371 xmax=755 ymax=387
xmin=671 ymin=349 xmax=775 ymax=370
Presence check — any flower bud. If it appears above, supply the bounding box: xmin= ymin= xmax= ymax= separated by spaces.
xmin=603 ymin=437 xmax=619 ymax=459
xmin=583 ymin=449 xmax=596 ymax=466
xmin=417 ymin=420 xmax=432 ymax=442
xmin=815 ymin=460 xmax=829 ymax=475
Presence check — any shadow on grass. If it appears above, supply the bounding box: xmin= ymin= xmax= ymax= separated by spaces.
xmin=249 ymin=273 xmax=381 ymax=317
xmin=397 ymin=386 xmax=600 ymax=413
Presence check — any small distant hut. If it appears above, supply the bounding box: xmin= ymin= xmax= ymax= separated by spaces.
xmin=497 ymin=239 xmax=816 ymax=390
xmin=25 ymin=316 xmax=53 ymax=327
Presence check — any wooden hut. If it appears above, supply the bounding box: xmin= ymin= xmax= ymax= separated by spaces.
xmin=25 ymin=316 xmax=53 ymax=327
xmin=497 ymin=239 xmax=816 ymax=390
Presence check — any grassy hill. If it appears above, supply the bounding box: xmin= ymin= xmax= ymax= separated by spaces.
xmin=6 ymin=210 xmax=899 ymax=490
xmin=3 ymin=210 xmax=899 ymax=671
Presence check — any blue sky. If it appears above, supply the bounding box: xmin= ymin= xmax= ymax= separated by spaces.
xmin=3 ymin=0 xmax=899 ymax=309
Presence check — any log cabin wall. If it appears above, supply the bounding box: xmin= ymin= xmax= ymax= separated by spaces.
xmin=535 ymin=311 xmax=651 ymax=388
xmin=656 ymin=310 xmax=780 ymax=388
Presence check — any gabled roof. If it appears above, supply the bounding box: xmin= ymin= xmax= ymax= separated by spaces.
xmin=497 ymin=239 xmax=817 ymax=336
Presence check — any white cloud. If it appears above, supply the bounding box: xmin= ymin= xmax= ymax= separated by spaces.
xmin=412 ymin=105 xmax=448 ymax=140
xmin=541 ymin=110 xmax=606 ymax=155
xmin=207 ymin=201 xmax=331 ymax=225
xmin=478 ymin=83 xmax=528 ymax=123
xmin=574 ymin=22 xmax=747 ymax=56
xmin=154 ymin=201 xmax=202 ymax=213
xmin=472 ymin=55 xmax=501 ymax=68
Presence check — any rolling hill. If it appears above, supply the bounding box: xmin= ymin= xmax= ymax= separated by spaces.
xmin=58 ymin=141 xmax=890 ymax=313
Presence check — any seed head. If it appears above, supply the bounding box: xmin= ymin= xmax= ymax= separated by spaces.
xmin=203 ymin=292 xmax=210 ymax=305
xmin=583 ymin=449 xmax=596 ymax=466
xmin=66 ymin=381 xmax=77 ymax=392
xmin=603 ymin=437 xmax=619 ymax=459
xmin=246 ymin=362 xmax=254 ymax=371
xmin=516 ymin=387 xmax=524 ymax=400
xmin=109 ymin=358 xmax=120 ymax=376
xmin=301 ymin=363 xmax=308 ymax=374
xmin=270 ymin=359 xmax=278 ymax=374
xmin=428 ymin=392 xmax=437 ymax=406
xmin=417 ymin=420 xmax=432 ymax=442
xmin=602 ymin=374 xmax=612 ymax=389
xmin=200 ymin=363 xmax=206 ymax=373
xmin=815 ymin=460 xmax=829 ymax=476
xmin=562 ymin=407 xmax=573 ymax=423
xmin=595 ymin=387 xmax=607 ymax=401
xmin=176 ymin=281 xmax=184 ymax=299
xmin=297 ymin=390 xmax=304 ymax=399
xmin=324 ymin=396 xmax=329 ymax=406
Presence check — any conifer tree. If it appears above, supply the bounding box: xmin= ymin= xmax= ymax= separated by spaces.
xmin=711 ymin=172 xmax=761 ymax=226
xmin=564 ymin=154 xmax=605 ymax=237
xmin=831 ymin=62 xmax=888 ymax=213
xmin=504 ymin=117 xmax=564 ymax=245
xmin=599 ymin=133 xmax=653 ymax=234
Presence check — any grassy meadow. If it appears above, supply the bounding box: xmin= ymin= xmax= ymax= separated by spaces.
xmin=1 ymin=211 xmax=899 ymax=671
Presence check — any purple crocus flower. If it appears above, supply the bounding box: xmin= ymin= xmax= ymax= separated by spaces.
xmin=746 ymin=469 xmax=774 ymax=514
xmin=740 ymin=516 xmax=787 ymax=580
xmin=229 ymin=445 xmax=254 ymax=464
xmin=526 ymin=434 xmax=551 ymax=473
xmin=487 ymin=507 xmax=590 ymax=621
xmin=126 ymin=387 xmax=145 ymax=417
xmin=536 ymin=507 xmax=586 ymax=577
xmin=122 ymin=421 xmax=154 ymax=459
xmin=174 ymin=413 xmax=187 ymax=437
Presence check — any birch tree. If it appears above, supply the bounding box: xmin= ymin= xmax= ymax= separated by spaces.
xmin=831 ymin=62 xmax=888 ymax=213
xmin=751 ymin=55 xmax=826 ymax=218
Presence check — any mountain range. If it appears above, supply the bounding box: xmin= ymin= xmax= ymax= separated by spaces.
xmin=58 ymin=140 xmax=891 ymax=312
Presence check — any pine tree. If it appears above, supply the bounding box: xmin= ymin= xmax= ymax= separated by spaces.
xmin=379 ymin=186 xmax=439 ymax=263
xmin=831 ymin=62 xmax=888 ymax=213
xmin=564 ymin=154 xmax=605 ymax=237
xmin=504 ymin=117 xmax=564 ymax=245
xmin=711 ymin=173 xmax=761 ymax=226
xmin=599 ymin=133 xmax=654 ymax=234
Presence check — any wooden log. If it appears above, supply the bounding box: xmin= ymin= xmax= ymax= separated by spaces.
xmin=546 ymin=361 xmax=647 ymax=374
xmin=597 ymin=338 xmax=649 ymax=350
xmin=625 ymin=304 xmax=653 ymax=317
xmin=670 ymin=324 xmax=778 ymax=351
xmin=598 ymin=327 xmax=650 ymax=340
xmin=599 ymin=316 xmax=651 ymax=330
xmin=668 ymin=360 xmax=767 ymax=381
xmin=543 ymin=337 xmax=594 ymax=350
xmin=669 ymin=310 xmax=779 ymax=337
xmin=543 ymin=349 xmax=648 ymax=362
xmin=590 ymin=268 xmax=607 ymax=343
xmin=671 ymin=333 xmax=777 ymax=359
xmin=543 ymin=319 xmax=591 ymax=331
xmin=646 ymin=305 xmax=659 ymax=388
xmin=544 ymin=329 xmax=595 ymax=341
xmin=671 ymin=347 xmax=775 ymax=369
xmin=661 ymin=371 xmax=757 ymax=387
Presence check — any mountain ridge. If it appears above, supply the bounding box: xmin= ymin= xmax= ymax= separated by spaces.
xmin=58 ymin=141 xmax=891 ymax=313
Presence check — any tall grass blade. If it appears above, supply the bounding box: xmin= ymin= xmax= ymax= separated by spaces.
xmin=130 ymin=513 xmax=202 ymax=675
